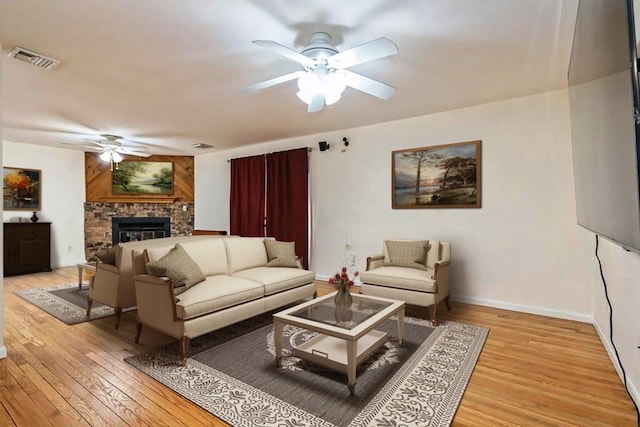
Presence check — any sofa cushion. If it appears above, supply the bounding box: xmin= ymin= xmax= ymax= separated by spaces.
xmin=264 ymin=240 xmax=298 ymax=267
xmin=146 ymin=244 xmax=206 ymax=294
xmin=384 ymin=240 xmax=428 ymax=270
xmin=144 ymin=243 xmax=180 ymax=264
xmin=224 ymin=237 xmax=269 ymax=274
xmin=179 ymin=238 xmax=229 ymax=276
xmin=233 ymin=267 xmax=316 ymax=295
xmin=175 ymin=275 xmax=264 ymax=320
xmin=360 ymin=266 xmax=437 ymax=292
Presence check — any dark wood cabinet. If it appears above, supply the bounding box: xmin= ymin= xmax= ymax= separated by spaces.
xmin=4 ymin=222 xmax=52 ymax=276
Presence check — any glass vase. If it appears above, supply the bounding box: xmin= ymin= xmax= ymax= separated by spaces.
xmin=334 ymin=288 xmax=353 ymax=309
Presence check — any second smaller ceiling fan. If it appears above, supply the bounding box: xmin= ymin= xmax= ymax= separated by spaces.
xmin=247 ymin=32 xmax=398 ymax=113
xmin=82 ymin=134 xmax=151 ymax=170
xmin=83 ymin=134 xmax=151 ymax=158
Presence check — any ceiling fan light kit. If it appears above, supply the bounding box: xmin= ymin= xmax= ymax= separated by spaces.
xmin=296 ymin=67 xmax=347 ymax=106
xmin=100 ymin=150 xmax=123 ymax=171
xmin=249 ymin=32 xmax=398 ymax=113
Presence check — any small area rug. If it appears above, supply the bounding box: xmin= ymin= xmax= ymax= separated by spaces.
xmin=15 ymin=283 xmax=134 ymax=325
xmin=126 ymin=312 xmax=488 ymax=426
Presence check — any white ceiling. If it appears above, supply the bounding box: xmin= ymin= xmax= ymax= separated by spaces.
xmin=0 ymin=0 xmax=579 ymax=156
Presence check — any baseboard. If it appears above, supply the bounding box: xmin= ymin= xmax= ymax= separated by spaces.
xmin=592 ymin=318 xmax=640 ymax=409
xmin=450 ymin=295 xmax=594 ymax=323
xmin=0 ymin=345 xmax=7 ymax=359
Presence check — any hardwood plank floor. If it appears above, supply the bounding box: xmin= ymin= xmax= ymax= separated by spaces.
xmin=1 ymin=268 xmax=636 ymax=426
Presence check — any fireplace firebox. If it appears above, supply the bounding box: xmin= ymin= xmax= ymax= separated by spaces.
xmin=112 ymin=217 xmax=171 ymax=246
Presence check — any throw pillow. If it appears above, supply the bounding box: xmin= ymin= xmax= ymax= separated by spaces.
xmin=146 ymin=244 xmax=206 ymax=294
xmin=95 ymin=247 xmax=117 ymax=266
xmin=264 ymin=239 xmax=298 ymax=267
xmin=384 ymin=240 xmax=429 ymax=270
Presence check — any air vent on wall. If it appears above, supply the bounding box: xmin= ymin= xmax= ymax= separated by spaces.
xmin=7 ymin=46 xmax=61 ymax=69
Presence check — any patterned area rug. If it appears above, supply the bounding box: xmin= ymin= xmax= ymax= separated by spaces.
xmin=15 ymin=283 xmax=135 ymax=325
xmin=126 ymin=313 xmax=488 ymax=426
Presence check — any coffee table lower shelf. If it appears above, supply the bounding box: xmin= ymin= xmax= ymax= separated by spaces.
xmin=292 ymin=330 xmax=388 ymax=375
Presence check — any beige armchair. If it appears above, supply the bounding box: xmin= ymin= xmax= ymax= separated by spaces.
xmin=86 ymin=245 xmax=136 ymax=329
xmin=359 ymin=239 xmax=451 ymax=326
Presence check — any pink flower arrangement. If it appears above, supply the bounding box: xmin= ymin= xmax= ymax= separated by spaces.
xmin=328 ymin=267 xmax=359 ymax=293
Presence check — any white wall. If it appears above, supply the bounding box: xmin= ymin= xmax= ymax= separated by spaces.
xmin=0 ymin=42 xmax=6 ymax=359
xmin=582 ymin=0 xmax=640 ymax=407
xmin=196 ymin=89 xmax=593 ymax=321
xmin=2 ymin=141 xmax=86 ymax=267
xmin=589 ymin=235 xmax=640 ymax=406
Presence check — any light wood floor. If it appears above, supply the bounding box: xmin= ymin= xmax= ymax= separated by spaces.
xmin=1 ymin=267 xmax=637 ymax=426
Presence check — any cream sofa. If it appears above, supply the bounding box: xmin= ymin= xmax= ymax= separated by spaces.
xmin=359 ymin=239 xmax=451 ymax=326
xmin=132 ymin=236 xmax=316 ymax=365
xmin=87 ymin=235 xmax=217 ymax=328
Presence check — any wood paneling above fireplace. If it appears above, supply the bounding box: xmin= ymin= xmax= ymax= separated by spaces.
xmin=85 ymin=152 xmax=194 ymax=203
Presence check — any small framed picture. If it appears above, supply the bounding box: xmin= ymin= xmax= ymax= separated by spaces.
xmin=3 ymin=167 xmax=42 ymax=210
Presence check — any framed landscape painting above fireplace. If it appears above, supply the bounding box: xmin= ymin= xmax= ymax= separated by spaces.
xmin=112 ymin=161 xmax=174 ymax=195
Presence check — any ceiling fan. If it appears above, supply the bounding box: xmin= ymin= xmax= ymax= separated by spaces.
xmin=82 ymin=134 xmax=151 ymax=170
xmin=247 ymin=32 xmax=398 ymax=113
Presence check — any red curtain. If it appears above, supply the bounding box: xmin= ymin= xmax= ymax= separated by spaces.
xmin=229 ymin=154 xmax=265 ymax=237
xmin=266 ymin=148 xmax=309 ymax=268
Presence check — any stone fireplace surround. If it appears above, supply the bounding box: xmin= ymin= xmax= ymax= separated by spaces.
xmin=84 ymin=202 xmax=194 ymax=261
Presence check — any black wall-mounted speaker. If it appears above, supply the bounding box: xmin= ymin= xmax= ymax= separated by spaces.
xmin=318 ymin=141 xmax=330 ymax=151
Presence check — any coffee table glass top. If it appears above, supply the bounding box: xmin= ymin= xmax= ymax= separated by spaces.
xmin=289 ymin=294 xmax=393 ymax=330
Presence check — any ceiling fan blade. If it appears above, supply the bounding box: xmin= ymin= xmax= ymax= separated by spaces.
xmin=246 ymin=71 xmax=305 ymax=92
xmin=344 ymin=70 xmax=396 ymax=100
xmin=117 ymin=147 xmax=152 ymax=157
xmin=60 ymin=142 xmax=101 ymax=150
xmin=327 ymin=37 xmax=398 ymax=69
xmin=307 ymin=94 xmax=325 ymax=113
xmin=253 ymin=40 xmax=316 ymax=69
xmin=83 ymin=138 xmax=109 ymax=148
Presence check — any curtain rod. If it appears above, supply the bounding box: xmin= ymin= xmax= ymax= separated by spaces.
xmin=227 ymin=147 xmax=312 ymax=163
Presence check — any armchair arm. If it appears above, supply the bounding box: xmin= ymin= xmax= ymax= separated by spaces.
xmin=89 ymin=261 xmax=121 ymax=305
xmin=134 ymin=274 xmax=179 ymax=322
xmin=366 ymin=255 xmax=385 ymax=271
xmin=134 ymin=273 xmax=171 ymax=286
xmin=434 ymin=259 xmax=450 ymax=268
xmin=432 ymin=260 xmax=451 ymax=295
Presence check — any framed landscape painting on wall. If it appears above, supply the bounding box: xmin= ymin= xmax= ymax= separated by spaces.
xmin=392 ymin=140 xmax=481 ymax=209
xmin=3 ymin=167 xmax=41 ymax=210
xmin=112 ymin=161 xmax=174 ymax=195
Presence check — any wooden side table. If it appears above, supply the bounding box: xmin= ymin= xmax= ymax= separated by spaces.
xmin=77 ymin=262 xmax=96 ymax=289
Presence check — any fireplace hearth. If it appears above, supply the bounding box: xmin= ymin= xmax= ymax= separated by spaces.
xmin=112 ymin=217 xmax=171 ymax=246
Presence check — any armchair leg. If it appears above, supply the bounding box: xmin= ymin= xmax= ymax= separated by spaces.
xmin=114 ymin=307 xmax=123 ymax=329
xmin=444 ymin=295 xmax=451 ymax=311
xmin=427 ymin=304 xmax=439 ymax=327
xmin=134 ymin=322 xmax=142 ymax=343
xmin=180 ymin=336 xmax=190 ymax=366
xmin=86 ymin=296 xmax=93 ymax=317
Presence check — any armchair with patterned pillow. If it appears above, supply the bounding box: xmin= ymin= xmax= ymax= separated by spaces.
xmin=86 ymin=244 xmax=136 ymax=329
xmin=359 ymin=239 xmax=451 ymax=326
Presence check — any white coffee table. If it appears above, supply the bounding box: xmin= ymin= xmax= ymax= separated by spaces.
xmin=273 ymin=292 xmax=405 ymax=395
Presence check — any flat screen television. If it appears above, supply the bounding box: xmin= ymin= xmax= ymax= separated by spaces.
xmin=568 ymin=0 xmax=640 ymax=252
